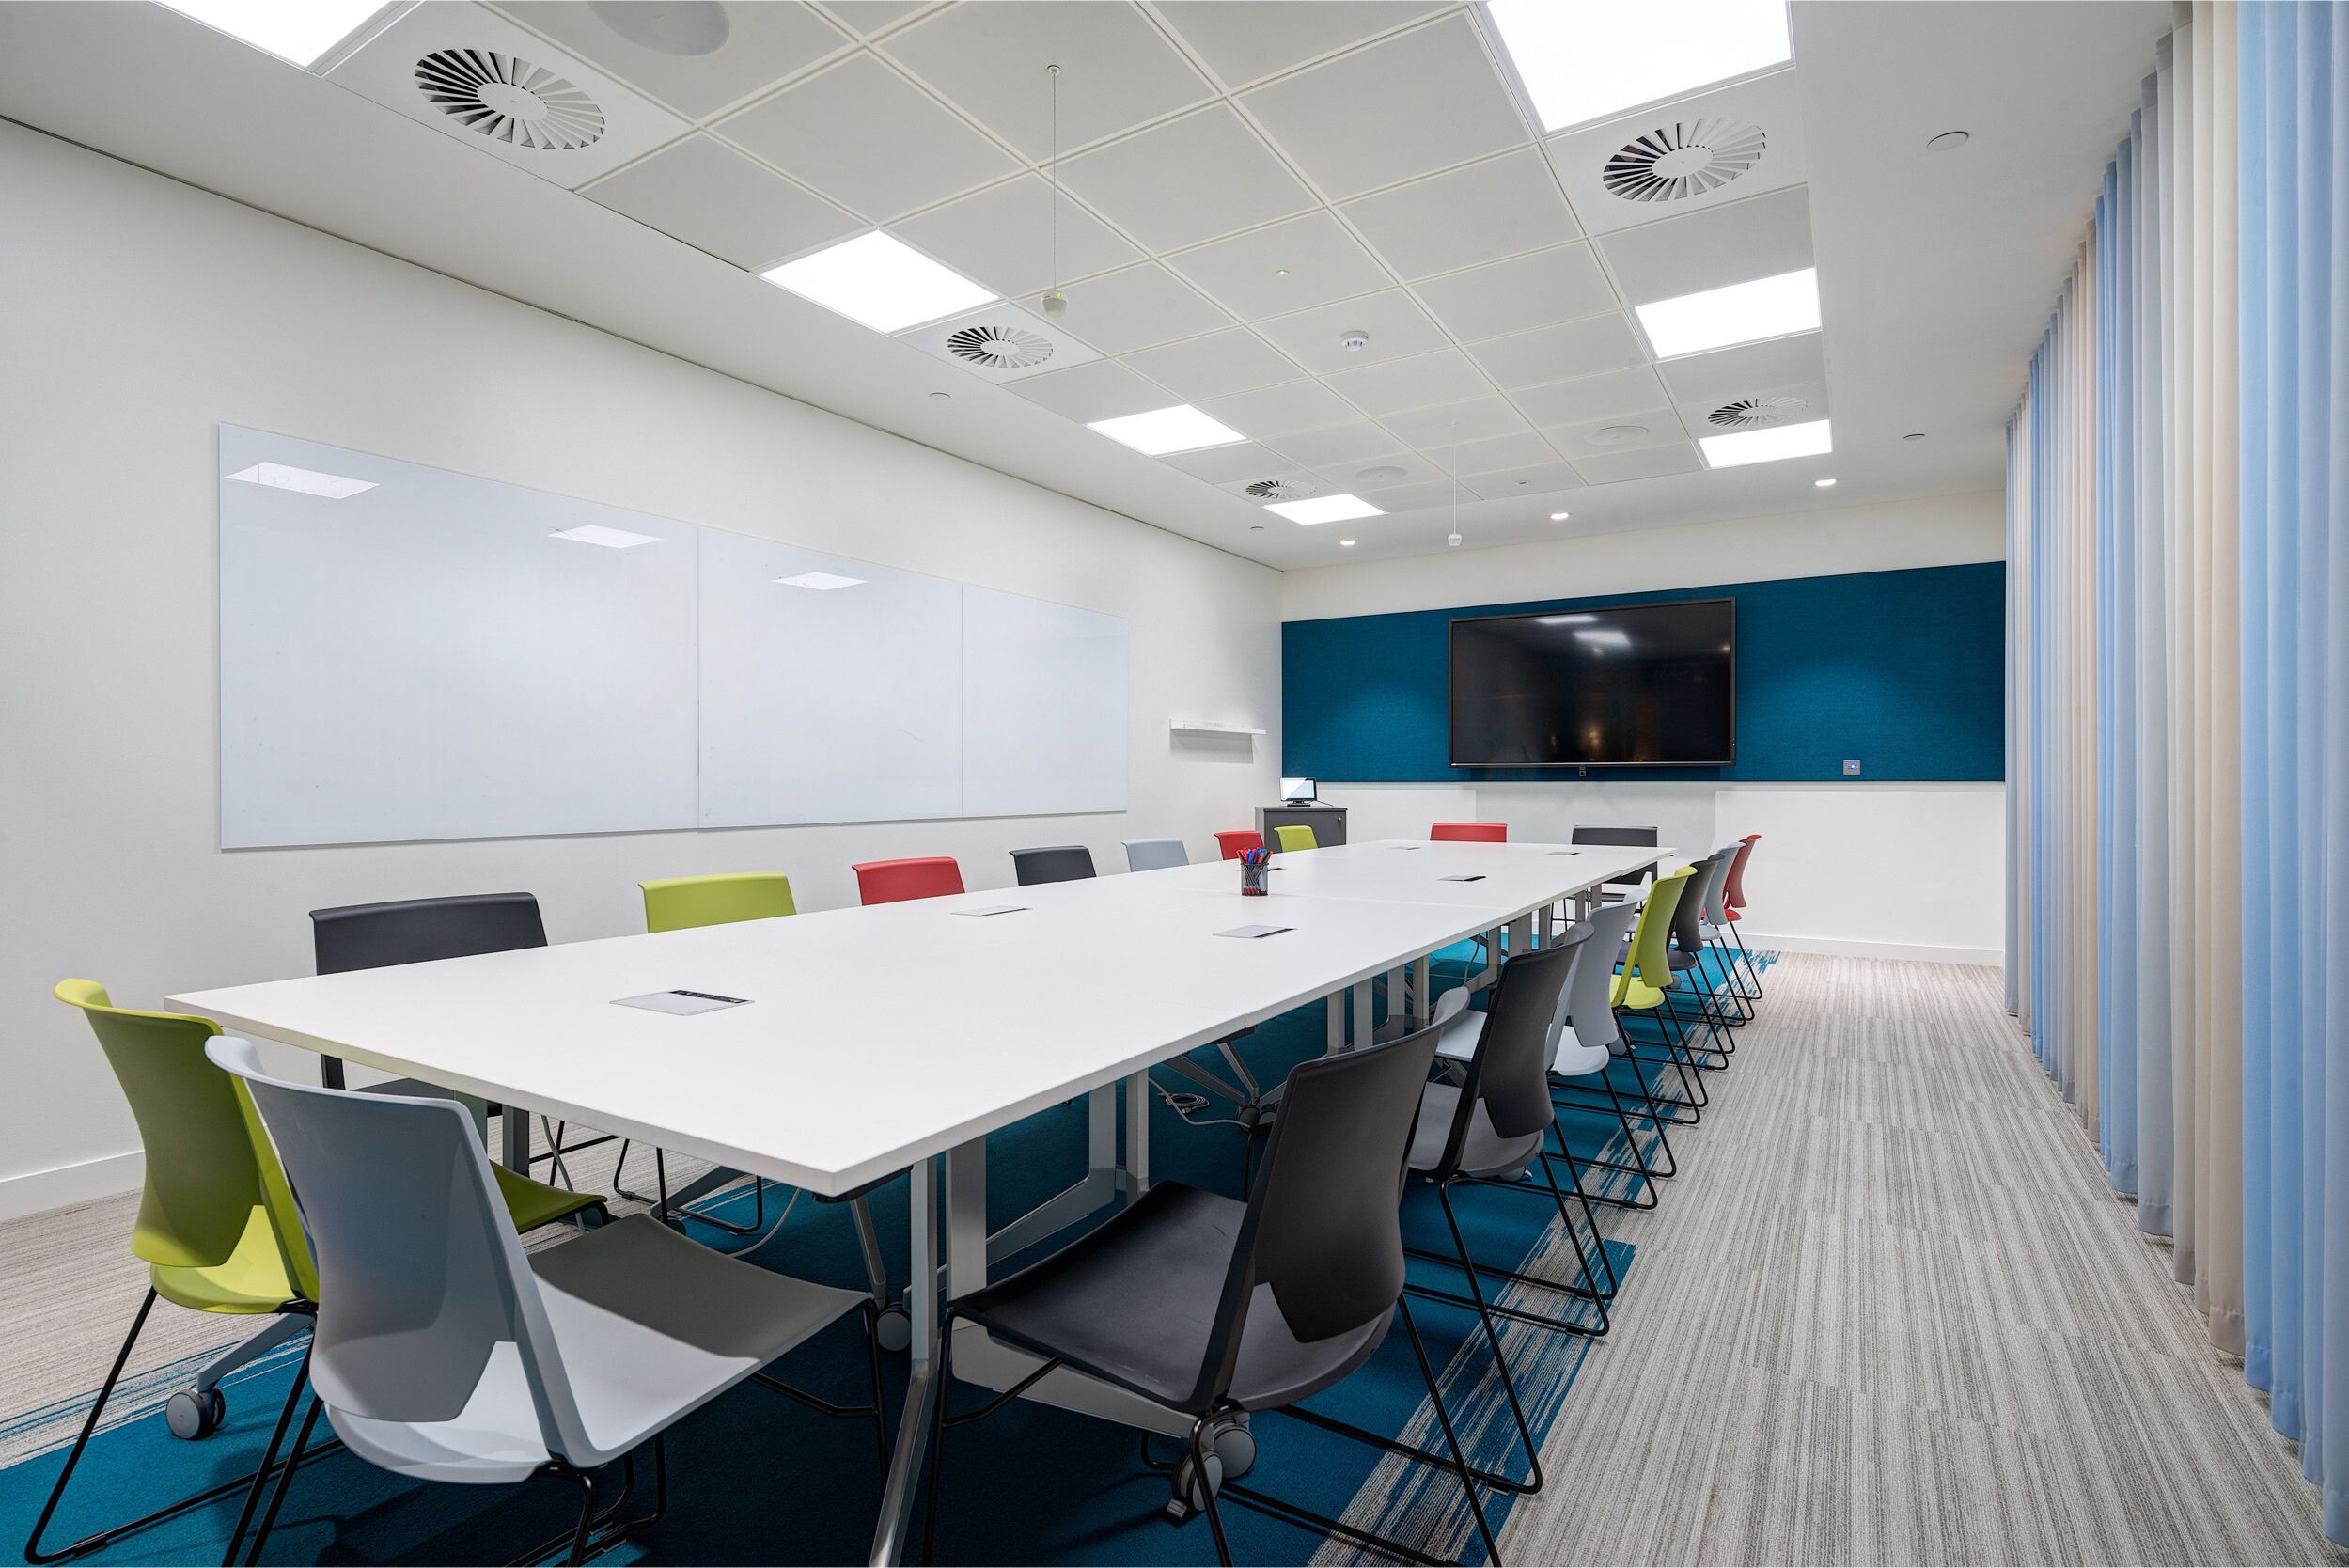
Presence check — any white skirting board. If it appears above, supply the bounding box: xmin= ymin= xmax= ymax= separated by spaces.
xmin=1733 ymin=931 xmax=2002 ymax=966
xmin=0 ymin=1149 xmax=143 ymax=1223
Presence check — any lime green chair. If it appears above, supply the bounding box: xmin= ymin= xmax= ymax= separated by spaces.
xmin=1273 ymin=823 xmax=1319 ymax=853
xmin=1608 ymin=867 xmax=1713 ymax=1121
xmin=29 ymin=981 xmax=603 ymax=1565
xmin=640 ymin=870 xmax=796 ymax=931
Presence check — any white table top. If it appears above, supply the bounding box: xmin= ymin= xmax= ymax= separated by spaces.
xmin=170 ymin=840 xmax=1663 ymax=1197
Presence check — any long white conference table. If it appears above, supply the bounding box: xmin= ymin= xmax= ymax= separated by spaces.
xmin=172 ymin=838 xmax=1668 ymax=1564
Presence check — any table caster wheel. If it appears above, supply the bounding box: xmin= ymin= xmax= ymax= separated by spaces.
xmin=166 ymin=1386 xmax=226 ymax=1440
xmin=1162 ymin=1447 xmax=1223 ymax=1522
xmin=1210 ymin=1413 xmax=1255 ymax=1478
xmin=874 ymin=1304 xmax=913 ymax=1353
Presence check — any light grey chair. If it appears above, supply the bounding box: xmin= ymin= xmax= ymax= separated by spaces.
xmin=206 ymin=1038 xmax=886 ymax=1566
xmin=1123 ymin=837 xmax=1189 ymax=872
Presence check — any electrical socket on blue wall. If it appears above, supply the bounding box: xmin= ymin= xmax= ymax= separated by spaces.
xmin=1843 ymin=760 xmax=1863 ymax=776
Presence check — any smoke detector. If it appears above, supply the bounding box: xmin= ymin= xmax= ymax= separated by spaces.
xmin=1709 ymin=395 xmax=1808 ymax=429
xmin=1243 ymin=477 xmax=1322 ymax=501
xmin=1602 ymin=117 xmax=1766 ymax=203
xmin=1339 ymin=329 xmax=1370 ymax=353
xmin=947 ymin=323 xmax=1054 ymax=370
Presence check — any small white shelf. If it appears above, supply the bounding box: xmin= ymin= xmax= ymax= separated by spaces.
xmin=1169 ymin=720 xmax=1264 ymax=737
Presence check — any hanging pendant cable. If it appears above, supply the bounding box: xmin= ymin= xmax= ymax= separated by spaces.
xmin=1043 ymin=64 xmax=1066 ymax=315
xmin=1449 ymin=419 xmax=1464 ymax=547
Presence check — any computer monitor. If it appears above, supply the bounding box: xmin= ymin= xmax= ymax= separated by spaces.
xmin=1280 ymin=776 xmax=1316 ymax=804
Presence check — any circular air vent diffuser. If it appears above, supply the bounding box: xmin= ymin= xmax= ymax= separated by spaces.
xmin=1602 ymin=117 xmax=1766 ymax=203
xmin=1244 ymin=478 xmax=1321 ymax=501
xmin=1709 ymin=395 xmax=1808 ymax=429
xmin=946 ymin=324 xmax=1054 ymax=370
xmin=415 ymin=50 xmax=605 ymax=150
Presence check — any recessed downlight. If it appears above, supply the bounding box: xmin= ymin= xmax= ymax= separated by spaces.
xmin=550 ymin=524 xmax=662 ymax=548
xmin=1814 ymin=477 xmax=1838 ymax=488
xmin=1636 ymin=268 xmax=1819 ymax=358
xmin=1268 ymin=494 xmax=1383 ymax=525
xmin=1088 ymin=405 xmax=1245 ymax=456
xmin=1550 ymin=510 xmax=1572 ymax=521
xmin=1926 ymin=130 xmax=1971 ymax=151
xmin=775 ymin=571 xmax=865 ymax=590
xmin=1339 ymin=538 xmax=1357 ymax=547
xmin=761 ymin=232 xmax=996 ymax=335
xmin=225 ymin=462 xmax=376 ymax=499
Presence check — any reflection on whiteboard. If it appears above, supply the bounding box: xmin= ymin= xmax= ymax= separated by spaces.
xmin=218 ymin=427 xmax=1128 ymax=847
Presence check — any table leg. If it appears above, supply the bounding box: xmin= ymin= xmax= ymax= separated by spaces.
xmin=1122 ymin=1073 xmax=1151 ymax=1195
xmin=500 ymin=1102 xmax=529 ymax=1171
xmin=1351 ymin=979 xmax=1372 ymax=1047
xmin=1328 ymin=992 xmax=1345 ymax=1053
xmin=869 ymin=1157 xmax=937 ymax=1567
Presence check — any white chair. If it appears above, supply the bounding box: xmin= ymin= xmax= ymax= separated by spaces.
xmin=1122 ymin=836 xmax=1189 ymax=871
xmin=207 ymin=1037 xmax=886 ymax=1566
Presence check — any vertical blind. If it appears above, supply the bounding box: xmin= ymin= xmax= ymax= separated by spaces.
xmin=2008 ymin=2 xmax=2341 ymax=1544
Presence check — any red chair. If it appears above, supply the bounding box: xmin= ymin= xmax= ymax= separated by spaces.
xmin=1722 ymin=834 xmax=1760 ymax=917
xmin=1214 ymin=830 xmax=1264 ymax=861
xmin=853 ymin=856 xmax=964 ymax=905
xmin=1429 ymin=822 xmax=1507 ymax=843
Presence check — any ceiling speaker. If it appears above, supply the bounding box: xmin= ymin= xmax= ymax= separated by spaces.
xmin=1602 ymin=117 xmax=1766 ymax=203
xmin=415 ymin=49 xmax=606 ymax=150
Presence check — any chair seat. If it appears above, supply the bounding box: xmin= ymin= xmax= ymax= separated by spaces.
xmin=151 ymin=1203 xmax=301 ymax=1314
xmin=330 ymin=1215 xmax=866 ymax=1483
xmin=1432 ymin=1007 xmax=1486 ymax=1062
xmin=954 ymin=1184 xmax=1387 ymax=1415
xmin=1407 ymin=1083 xmax=1543 ymax=1182
xmin=1434 ymin=1010 xmax=1608 ymax=1077
xmin=1611 ymin=971 xmax=1671 ymax=1010
xmin=492 ymin=1163 xmax=606 ymax=1231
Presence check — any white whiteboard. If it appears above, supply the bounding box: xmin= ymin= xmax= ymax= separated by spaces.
xmin=218 ymin=428 xmax=1128 ymax=846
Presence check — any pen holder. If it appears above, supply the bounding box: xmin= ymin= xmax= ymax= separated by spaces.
xmin=1240 ymin=862 xmax=1270 ymax=896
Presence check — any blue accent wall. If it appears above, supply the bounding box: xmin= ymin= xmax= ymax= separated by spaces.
xmin=1282 ymin=561 xmax=2006 ymax=783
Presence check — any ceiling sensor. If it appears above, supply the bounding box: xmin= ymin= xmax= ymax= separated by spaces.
xmin=1602 ymin=117 xmax=1766 ymax=203
xmin=1355 ymin=464 xmax=1408 ymax=482
xmin=1590 ymin=423 xmax=1652 ymax=445
xmin=1339 ymin=329 xmax=1370 ymax=353
xmin=588 ymin=0 xmax=729 ymax=55
xmin=1244 ymin=478 xmax=1322 ymax=501
xmin=1709 ymin=395 xmax=1808 ymax=429
xmin=946 ymin=323 xmax=1053 ymax=370
xmin=415 ymin=49 xmax=606 ymax=150
xmin=1927 ymin=130 xmax=1972 ymax=151
xmin=1903 ymin=431 xmax=1927 ymax=441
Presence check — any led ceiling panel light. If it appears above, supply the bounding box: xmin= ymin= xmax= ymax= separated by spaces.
xmin=1266 ymin=494 xmax=1384 ymax=525
xmin=761 ymin=232 xmax=996 ymax=335
xmin=775 ymin=572 xmax=866 ymax=590
xmin=1699 ymin=417 xmax=1833 ymax=468
xmin=1087 ymin=406 xmax=1245 ymax=456
xmin=162 ymin=0 xmax=388 ymax=68
xmin=224 ymin=462 xmax=377 ymax=498
xmin=1635 ymin=267 xmax=1819 ymax=358
xmin=1489 ymin=0 xmax=1792 ymax=134
xmin=549 ymin=524 xmax=663 ymax=548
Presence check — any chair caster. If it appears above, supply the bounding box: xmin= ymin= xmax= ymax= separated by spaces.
xmin=874 ymin=1303 xmax=913 ymax=1353
xmin=1210 ymin=1411 xmax=1255 ymax=1477
xmin=165 ymin=1385 xmax=227 ymax=1440
xmin=1162 ymin=1446 xmax=1223 ymax=1522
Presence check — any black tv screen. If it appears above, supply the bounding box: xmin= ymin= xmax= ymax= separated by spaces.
xmin=1449 ymin=599 xmax=1736 ymax=767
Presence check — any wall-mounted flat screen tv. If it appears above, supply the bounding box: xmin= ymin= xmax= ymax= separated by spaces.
xmin=1449 ymin=598 xmax=1735 ymax=767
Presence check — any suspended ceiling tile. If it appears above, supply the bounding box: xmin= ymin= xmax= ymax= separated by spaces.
xmin=1509 ymin=365 xmax=1675 ymax=427
xmin=1323 ymin=347 xmax=1491 ymax=416
xmin=1007 ymin=357 xmax=1172 ymax=422
xmin=1574 ymin=442 xmax=1703 ymax=484
xmin=1545 ymin=409 xmax=1689 ymax=461
xmin=1466 ymin=314 xmax=1649 ymax=390
xmin=1425 ymin=430 xmax=1562 ymax=477
xmin=1151 ymin=1 xmax=1446 ymax=90
xmin=1238 ymin=14 xmax=1528 ymax=200
xmin=1056 ymin=104 xmax=1316 ymax=256
xmin=1198 ymin=379 xmax=1362 ymax=441
xmin=1255 ymin=290 xmax=1448 ymax=374
xmin=1023 ymin=261 xmax=1232 ymax=356
xmin=1338 ymin=148 xmax=1581 ymax=282
xmin=1354 ymin=479 xmax=1463 ymax=513
xmin=1266 ymin=421 xmax=1408 ymax=468
xmin=1159 ymin=440 xmax=1286 ymax=483
xmin=1412 ymin=243 xmax=1617 ymax=343
xmin=582 ymin=133 xmax=857 ymax=270
xmin=1464 ymin=463 xmax=1586 ymax=500
xmin=1121 ymin=329 xmax=1302 ymax=401
xmin=1543 ymin=68 xmax=1808 ymax=239
xmin=717 ymin=53 xmax=1014 ymax=222
xmin=880 ymin=1 xmax=1212 ymax=163
xmin=1599 ymin=185 xmax=1815 ymax=306
xmin=1167 ymin=210 xmax=1389 ymax=322
xmin=494 ymin=1 xmax=853 ymax=119
xmin=1654 ymin=331 xmax=1827 ymax=406
xmin=894 ymin=173 xmax=1138 ymax=299
xmin=816 ymin=2 xmax=938 ymax=38
xmin=1381 ymin=394 xmax=1528 ymax=448
xmin=1308 ymin=451 xmax=1447 ymax=490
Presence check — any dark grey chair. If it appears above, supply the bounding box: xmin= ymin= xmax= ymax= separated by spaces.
xmin=1010 ymin=844 xmax=1096 ymax=886
xmin=1571 ymin=824 xmax=1659 ymax=902
xmin=919 ymin=1001 xmax=1496 ymax=1568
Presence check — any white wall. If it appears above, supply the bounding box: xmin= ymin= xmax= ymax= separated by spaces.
xmin=0 ymin=125 xmax=1281 ymax=1218
xmin=1296 ymin=491 xmax=2010 ymax=967
xmin=1280 ymin=492 xmax=2006 ymax=622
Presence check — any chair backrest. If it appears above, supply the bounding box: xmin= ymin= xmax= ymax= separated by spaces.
xmin=1434 ymin=933 xmax=1583 ymax=1174
xmin=1670 ymin=848 xmax=1734 ymax=954
xmin=1689 ymin=848 xmax=1739 ymax=928
xmin=206 ymin=1037 xmax=603 ymax=1464
xmin=640 ymin=872 xmax=796 ymax=932
xmin=852 ymin=856 xmax=964 ymax=905
xmin=1272 ymin=824 xmax=1318 ymax=853
xmin=1570 ymin=824 xmax=1659 ymax=848
xmin=1562 ymin=902 xmax=1638 ymax=1053
xmin=1724 ymin=833 xmax=1760 ymax=909
xmin=311 ymin=892 xmax=547 ymax=974
xmin=55 ymin=982 xmax=314 ymax=1298
xmin=1189 ymin=994 xmax=1457 ymax=1410
xmin=1123 ymin=837 xmax=1189 ymax=872
xmin=1010 ymin=845 xmax=1096 ymax=886
xmin=1430 ymin=822 xmax=1507 ymax=842
xmin=1623 ymin=866 xmax=1695 ymax=988
xmin=1214 ymin=830 xmax=1264 ymax=861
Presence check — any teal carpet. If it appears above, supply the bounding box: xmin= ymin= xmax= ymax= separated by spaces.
xmin=0 ymin=943 xmax=1764 ymax=1565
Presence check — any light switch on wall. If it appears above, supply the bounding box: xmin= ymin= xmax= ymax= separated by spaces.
xmin=1843 ymin=759 xmax=1863 ymax=776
